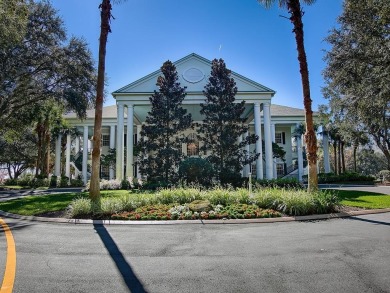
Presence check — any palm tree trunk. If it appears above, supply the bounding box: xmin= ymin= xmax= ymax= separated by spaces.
xmin=337 ymin=140 xmax=342 ymax=175
xmin=333 ymin=140 xmax=336 ymax=174
xmin=288 ymin=0 xmax=318 ymax=191
xmin=90 ymin=0 xmax=112 ymax=204
xmin=341 ymin=141 xmax=345 ymax=173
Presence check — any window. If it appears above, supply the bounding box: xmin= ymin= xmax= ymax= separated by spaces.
xmin=102 ymin=135 xmax=110 ymax=146
xmin=275 ymin=132 xmax=285 ymax=144
xmin=277 ymin=163 xmax=285 ymax=177
xmin=275 ymin=133 xmax=282 ymax=144
xmin=101 ymin=165 xmax=109 ymax=180
xmin=187 ymin=133 xmax=199 ymax=156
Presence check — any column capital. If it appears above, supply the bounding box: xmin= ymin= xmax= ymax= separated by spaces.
xmin=254 ymin=102 xmax=261 ymax=108
xmin=126 ymin=104 xmax=134 ymax=109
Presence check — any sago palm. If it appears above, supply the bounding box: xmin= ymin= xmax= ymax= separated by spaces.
xmin=258 ymin=0 xmax=318 ymax=191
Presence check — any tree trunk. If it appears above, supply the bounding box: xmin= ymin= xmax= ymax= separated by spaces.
xmin=341 ymin=141 xmax=345 ymax=173
xmin=288 ymin=0 xmax=318 ymax=191
xmin=337 ymin=140 xmax=342 ymax=175
xmin=353 ymin=145 xmax=357 ymax=172
xmin=333 ymin=142 xmax=337 ymax=174
xmin=89 ymin=0 xmax=112 ymax=204
xmin=35 ymin=123 xmax=43 ymax=176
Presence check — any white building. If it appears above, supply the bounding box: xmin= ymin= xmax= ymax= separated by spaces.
xmin=61 ymin=53 xmax=329 ymax=184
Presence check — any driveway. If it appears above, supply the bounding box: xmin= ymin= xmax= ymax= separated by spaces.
xmin=1 ymin=212 xmax=389 ymax=293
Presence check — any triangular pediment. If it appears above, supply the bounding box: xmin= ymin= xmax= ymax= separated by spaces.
xmin=113 ymin=53 xmax=275 ymax=95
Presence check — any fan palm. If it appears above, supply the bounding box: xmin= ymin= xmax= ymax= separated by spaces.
xmin=258 ymin=0 xmax=318 ymax=191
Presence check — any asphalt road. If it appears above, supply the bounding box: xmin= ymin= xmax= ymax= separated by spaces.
xmin=1 ymin=213 xmax=389 ymax=293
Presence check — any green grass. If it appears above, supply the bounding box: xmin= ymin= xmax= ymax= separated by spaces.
xmin=333 ymin=190 xmax=390 ymax=209
xmin=0 ymin=190 xmax=129 ymax=216
xmin=1 ymin=185 xmax=27 ymax=190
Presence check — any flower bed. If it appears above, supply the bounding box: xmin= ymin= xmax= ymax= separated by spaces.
xmin=111 ymin=203 xmax=282 ymax=221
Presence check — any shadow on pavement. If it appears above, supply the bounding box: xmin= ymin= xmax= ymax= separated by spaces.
xmin=93 ymin=223 xmax=148 ymax=293
xmin=349 ymin=216 xmax=390 ymax=226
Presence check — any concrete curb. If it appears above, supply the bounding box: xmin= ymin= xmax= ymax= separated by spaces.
xmin=0 ymin=208 xmax=389 ymax=225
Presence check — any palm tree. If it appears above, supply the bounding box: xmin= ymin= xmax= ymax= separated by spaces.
xmin=89 ymin=0 xmax=114 ymax=204
xmin=258 ymin=0 xmax=318 ymax=191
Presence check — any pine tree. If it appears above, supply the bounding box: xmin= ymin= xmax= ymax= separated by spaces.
xmin=138 ymin=61 xmax=192 ymax=183
xmin=199 ymin=59 xmax=258 ymax=183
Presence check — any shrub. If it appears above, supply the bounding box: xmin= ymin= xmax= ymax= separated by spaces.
xmin=4 ymin=178 xmax=18 ymax=186
xmin=70 ymin=179 xmax=84 ymax=187
xmin=120 ymin=179 xmax=131 ymax=190
xmin=179 ymin=157 xmax=214 ymax=186
xmin=304 ymin=172 xmax=375 ymax=184
xmin=59 ymin=176 xmax=69 ymax=188
xmin=49 ymin=176 xmax=57 ymax=187
xmin=100 ymin=179 xmax=121 ymax=190
xmin=256 ymin=178 xmax=304 ymax=189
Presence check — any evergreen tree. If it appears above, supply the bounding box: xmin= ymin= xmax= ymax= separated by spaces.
xmin=199 ymin=59 xmax=258 ymax=183
xmin=323 ymin=0 xmax=390 ymax=170
xmin=138 ymin=61 xmax=192 ymax=183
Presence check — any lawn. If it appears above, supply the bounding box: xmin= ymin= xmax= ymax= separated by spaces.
xmin=0 ymin=189 xmax=388 ymax=218
xmin=332 ymin=190 xmax=390 ymax=209
xmin=0 ymin=190 xmax=128 ymax=216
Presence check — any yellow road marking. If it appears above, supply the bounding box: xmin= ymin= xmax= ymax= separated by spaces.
xmin=0 ymin=218 xmax=16 ymax=293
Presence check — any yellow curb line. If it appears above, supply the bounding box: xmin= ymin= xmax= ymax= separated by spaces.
xmin=0 ymin=218 xmax=16 ymax=293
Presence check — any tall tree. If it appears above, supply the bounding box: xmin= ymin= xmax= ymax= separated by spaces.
xmin=258 ymin=0 xmax=318 ymax=191
xmin=199 ymin=59 xmax=258 ymax=183
xmin=0 ymin=1 xmax=96 ymax=130
xmin=89 ymin=0 xmax=114 ymax=202
xmin=323 ymin=0 xmax=390 ymax=170
xmin=0 ymin=128 xmax=37 ymax=179
xmin=138 ymin=61 xmax=192 ymax=183
xmin=0 ymin=0 xmax=28 ymax=48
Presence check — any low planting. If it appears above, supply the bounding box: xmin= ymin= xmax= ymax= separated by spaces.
xmin=66 ymin=187 xmax=340 ymax=219
xmin=112 ymin=203 xmax=281 ymax=220
xmin=303 ymin=172 xmax=375 ymax=184
xmin=4 ymin=175 xmax=83 ymax=188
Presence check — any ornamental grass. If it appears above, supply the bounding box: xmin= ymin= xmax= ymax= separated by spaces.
xmin=66 ymin=186 xmax=339 ymax=219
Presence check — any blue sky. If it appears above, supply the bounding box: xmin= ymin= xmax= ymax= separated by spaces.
xmin=50 ymin=0 xmax=343 ymax=110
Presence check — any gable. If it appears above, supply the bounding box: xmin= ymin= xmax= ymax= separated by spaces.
xmin=113 ymin=53 xmax=275 ymax=95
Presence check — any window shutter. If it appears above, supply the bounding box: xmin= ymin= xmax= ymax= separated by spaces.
xmin=282 ymin=132 xmax=286 ymax=144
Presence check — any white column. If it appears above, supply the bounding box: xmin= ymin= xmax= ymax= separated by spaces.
xmin=65 ymin=134 xmax=71 ymax=179
xmin=263 ymin=102 xmax=273 ymax=179
xmin=136 ymin=125 xmax=142 ymax=179
xmin=109 ymin=125 xmax=115 ymax=180
xmin=323 ymin=132 xmax=331 ymax=173
xmin=126 ymin=104 xmax=134 ymax=179
xmin=116 ymin=104 xmax=124 ymax=180
xmin=238 ymin=134 xmax=243 ymax=177
xmin=54 ymin=134 xmax=62 ymax=176
xmin=271 ymin=123 xmax=277 ymax=178
xmin=74 ymin=136 xmax=80 ymax=179
xmin=254 ymin=103 xmax=263 ymax=179
xmin=245 ymin=131 xmax=250 ymax=177
xmin=75 ymin=136 xmax=80 ymax=153
xmin=82 ymin=126 xmax=88 ymax=184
